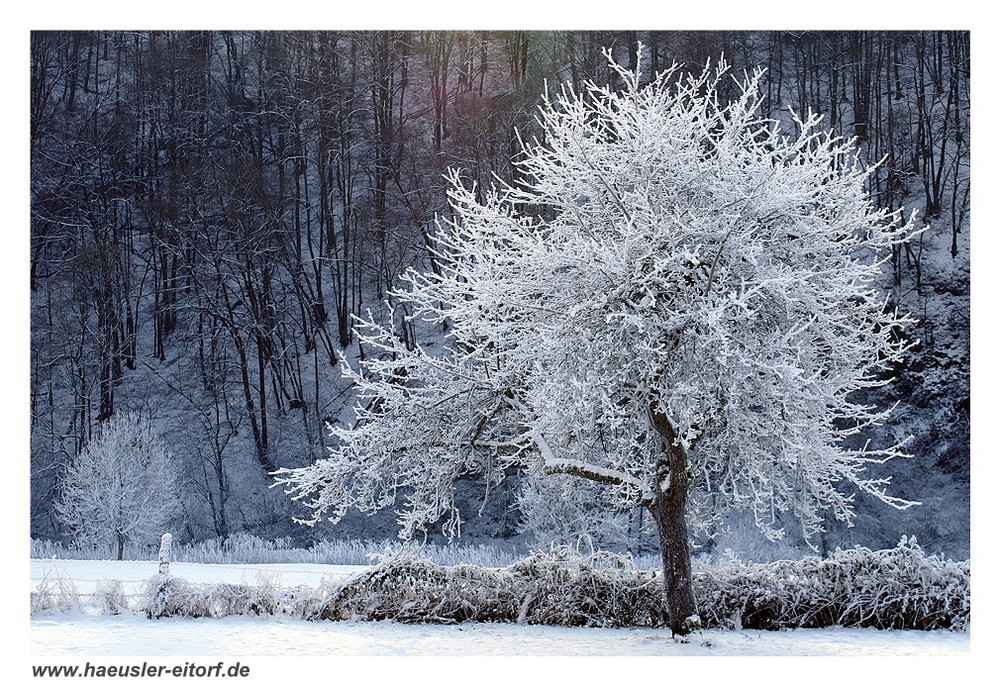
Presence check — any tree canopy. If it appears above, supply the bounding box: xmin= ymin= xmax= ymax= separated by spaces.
xmin=55 ymin=412 xmax=180 ymax=559
xmin=277 ymin=53 xmax=919 ymax=631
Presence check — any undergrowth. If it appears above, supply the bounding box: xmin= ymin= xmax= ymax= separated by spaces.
xmin=31 ymin=537 xmax=968 ymax=631
xmin=694 ymin=537 xmax=969 ymax=630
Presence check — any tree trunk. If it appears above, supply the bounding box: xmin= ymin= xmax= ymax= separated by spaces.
xmin=648 ymin=403 xmax=699 ymax=635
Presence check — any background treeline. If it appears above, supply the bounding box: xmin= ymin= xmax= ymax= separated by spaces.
xmin=30 ymin=30 xmax=970 ymax=558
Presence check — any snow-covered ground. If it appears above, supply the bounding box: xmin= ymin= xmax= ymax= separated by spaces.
xmin=31 ymin=612 xmax=968 ymax=657
xmin=29 ymin=558 xmax=969 ymax=658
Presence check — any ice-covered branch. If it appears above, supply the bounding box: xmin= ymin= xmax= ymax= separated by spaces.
xmin=542 ymin=458 xmax=653 ymax=507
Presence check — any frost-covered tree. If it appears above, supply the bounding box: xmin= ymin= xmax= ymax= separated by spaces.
xmin=277 ymin=50 xmax=918 ymax=634
xmin=56 ymin=413 xmax=181 ymax=560
xmin=517 ymin=471 xmax=647 ymax=553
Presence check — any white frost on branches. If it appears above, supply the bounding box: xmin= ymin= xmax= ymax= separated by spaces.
xmin=56 ymin=412 xmax=181 ymax=555
xmin=277 ymin=50 xmax=918 ymax=544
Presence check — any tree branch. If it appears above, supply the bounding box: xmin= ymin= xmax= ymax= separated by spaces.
xmin=543 ymin=458 xmax=654 ymax=508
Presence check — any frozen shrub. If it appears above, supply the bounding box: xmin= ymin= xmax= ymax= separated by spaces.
xmin=141 ymin=571 xmax=323 ymax=620
xmin=143 ymin=575 xmax=214 ymax=619
xmin=30 ymin=574 xmax=83 ymax=615
xmin=506 ymin=548 xmax=666 ymax=627
xmin=211 ymin=583 xmax=280 ymax=617
xmin=109 ymin=538 xmax=966 ymax=630
xmin=142 ymin=574 xmax=289 ymax=619
xmin=317 ymin=547 xmax=666 ymax=627
xmin=95 ymin=579 xmax=129 ymax=615
xmin=318 ymin=553 xmax=519 ymax=623
xmin=693 ymin=537 xmax=969 ymax=631
xmin=323 ymin=541 xmax=966 ymax=630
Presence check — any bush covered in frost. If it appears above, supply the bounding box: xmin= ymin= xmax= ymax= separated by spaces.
xmin=315 ymin=547 xmax=664 ymax=627
xmin=141 ymin=572 xmax=314 ymax=619
xmin=312 ymin=555 xmax=519 ymax=623
xmin=311 ymin=539 xmax=966 ymax=630
xmin=30 ymin=574 xmax=84 ymax=615
xmin=695 ymin=537 xmax=968 ymax=631
xmin=35 ymin=538 xmax=967 ymax=631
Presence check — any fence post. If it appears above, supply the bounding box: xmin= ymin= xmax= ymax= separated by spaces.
xmin=158 ymin=533 xmax=172 ymax=576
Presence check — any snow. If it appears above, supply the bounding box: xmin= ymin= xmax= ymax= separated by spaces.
xmin=30 ymin=558 xmax=359 ymax=598
xmin=30 ymin=558 xmax=969 ymax=657
xmin=30 ymin=612 xmax=968 ymax=657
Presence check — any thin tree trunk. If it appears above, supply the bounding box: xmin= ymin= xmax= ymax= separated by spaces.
xmin=647 ymin=402 xmax=698 ymax=635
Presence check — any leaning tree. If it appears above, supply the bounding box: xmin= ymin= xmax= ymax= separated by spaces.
xmin=277 ymin=50 xmax=918 ymax=635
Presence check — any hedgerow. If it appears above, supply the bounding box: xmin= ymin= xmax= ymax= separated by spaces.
xmin=312 ymin=539 xmax=967 ymax=630
xmin=32 ymin=538 xmax=968 ymax=631
xmin=693 ymin=537 xmax=969 ymax=631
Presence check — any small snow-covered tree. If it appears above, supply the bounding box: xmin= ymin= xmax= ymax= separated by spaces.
xmin=277 ymin=50 xmax=918 ymax=634
xmin=56 ymin=412 xmax=180 ymax=560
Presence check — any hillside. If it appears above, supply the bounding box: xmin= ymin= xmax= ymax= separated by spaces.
xmin=30 ymin=30 xmax=970 ymax=560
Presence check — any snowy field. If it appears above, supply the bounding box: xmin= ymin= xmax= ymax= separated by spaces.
xmin=30 ymin=558 xmax=969 ymax=658
xmin=31 ymin=611 xmax=969 ymax=657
